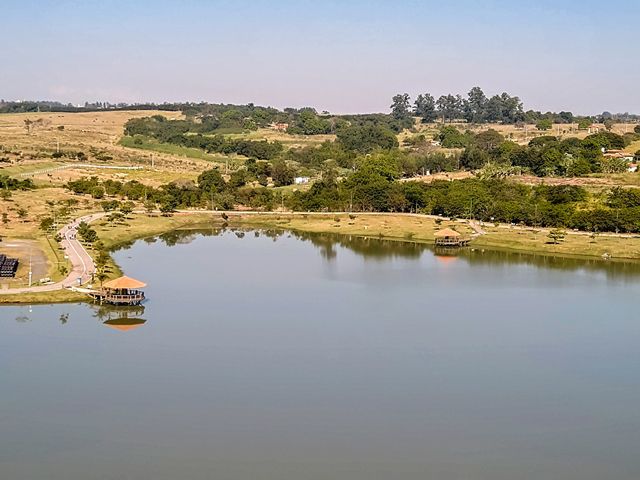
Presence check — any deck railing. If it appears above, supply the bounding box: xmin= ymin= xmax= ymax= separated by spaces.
xmin=102 ymin=290 xmax=145 ymax=303
xmin=434 ymin=237 xmax=470 ymax=247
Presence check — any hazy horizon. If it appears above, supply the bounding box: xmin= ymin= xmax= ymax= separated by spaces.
xmin=2 ymin=0 xmax=639 ymax=115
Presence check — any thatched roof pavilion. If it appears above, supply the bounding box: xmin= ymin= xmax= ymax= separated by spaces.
xmin=434 ymin=228 xmax=461 ymax=238
xmin=434 ymin=227 xmax=469 ymax=247
xmin=93 ymin=276 xmax=146 ymax=306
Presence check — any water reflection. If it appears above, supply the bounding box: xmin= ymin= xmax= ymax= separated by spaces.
xmin=125 ymin=225 xmax=640 ymax=280
xmin=12 ymin=304 xmax=147 ymax=331
xmin=93 ymin=304 xmax=146 ymax=332
xmin=103 ymin=317 xmax=146 ymax=332
xmin=92 ymin=304 xmax=145 ymax=322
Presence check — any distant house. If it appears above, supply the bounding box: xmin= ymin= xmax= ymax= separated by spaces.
xmin=604 ymin=149 xmax=635 ymax=162
xmin=294 ymin=177 xmax=310 ymax=185
xmin=270 ymin=122 xmax=289 ymax=132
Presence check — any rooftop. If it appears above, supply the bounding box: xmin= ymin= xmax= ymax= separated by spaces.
xmin=103 ymin=275 xmax=147 ymax=290
xmin=434 ymin=227 xmax=461 ymax=238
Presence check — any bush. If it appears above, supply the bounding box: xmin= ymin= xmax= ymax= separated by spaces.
xmin=90 ymin=186 xmax=105 ymax=199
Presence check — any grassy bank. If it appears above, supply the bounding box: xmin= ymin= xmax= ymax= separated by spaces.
xmin=475 ymin=225 xmax=640 ymax=260
xmin=94 ymin=212 xmax=219 ymax=250
xmin=225 ymin=212 xmax=640 ymax=261
xmin=0 ymin=289 xmax=87 ymax=305
xmin=119 ymin=136 xmax=231 ymax=164
xmin=226 ymin=213 xmax=468 ymax=242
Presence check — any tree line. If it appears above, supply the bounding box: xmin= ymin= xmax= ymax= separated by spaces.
xmin=447 ymin=128 xmax=640 ymax=177
xmin=390 ymin=87 xmax=637 ymax=125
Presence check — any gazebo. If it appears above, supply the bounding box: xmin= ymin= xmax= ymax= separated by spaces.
xmin=434 ymin=227 xmax=469 ymax=247
xmin=96 ymin=276 xmax=147 ymax=305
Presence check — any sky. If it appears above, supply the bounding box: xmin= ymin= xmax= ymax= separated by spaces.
xmin=1 ymin=0 xmax=639 ymax=114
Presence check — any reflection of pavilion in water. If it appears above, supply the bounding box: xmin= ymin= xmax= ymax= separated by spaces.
xmin=93 ymin=304 xmax=147 ymax=332
xmin=433 ymin=246 xmax=461 ymax=265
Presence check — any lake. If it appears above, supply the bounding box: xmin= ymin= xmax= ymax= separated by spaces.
xmin=2 ymin=228 xmax=640 ymax=480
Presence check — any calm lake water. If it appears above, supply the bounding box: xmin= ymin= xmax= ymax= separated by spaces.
xmin=2 ymin=228 xmax=640 ymax=480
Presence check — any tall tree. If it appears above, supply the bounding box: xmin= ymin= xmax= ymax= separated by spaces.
xmin=436 ymin=94 xmax=463 ymax=123
xmin=197 ymin=168 xmax=226 ymax=193
xmin=499 ymin=93 xmax=524 ymax=123
xmin=464 ymin=87 xmax=487 ymax=123
xmin=485 ymin=95 xmax=505 ymax=122
xmin=413 ymin=93 xmax=437 ymax=122
xmin=390 ymin=93 xmax=411 ymax=120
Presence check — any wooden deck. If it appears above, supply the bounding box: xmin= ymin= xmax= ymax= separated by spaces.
xmin=434 ymin=238 xmax=470 ymax=247
xmin=90 ymin=290 xmax=145 ymax=306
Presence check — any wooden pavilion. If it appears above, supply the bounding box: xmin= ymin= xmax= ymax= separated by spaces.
xmin=92 ymin=276 xmax=147 ymax=305
xmin=433 ymin=228 xmax=470 ymax=247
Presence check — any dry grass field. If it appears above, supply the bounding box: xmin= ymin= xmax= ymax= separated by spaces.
xmin=0 ymin=111 xmax=334 ymax=188
xmin=409 ymin=120 xmax=639 ymax=145
xmin=0 ymin=110 xmax=182 ymax=152
xmin=225 ymin=127 xmax=336 ymax=147
xmin=0 ymin=110 xmax=210 ymax=186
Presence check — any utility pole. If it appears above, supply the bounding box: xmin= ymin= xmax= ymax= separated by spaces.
xmin=28 ymin=249 xmax=32 ymax=287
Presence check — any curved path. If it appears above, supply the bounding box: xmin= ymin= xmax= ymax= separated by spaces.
xmin=0 ymin=213 xmax=104 ymax=295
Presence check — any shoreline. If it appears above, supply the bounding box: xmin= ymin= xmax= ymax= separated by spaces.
xmin=3 ymin=210 xmax=640 ymax=305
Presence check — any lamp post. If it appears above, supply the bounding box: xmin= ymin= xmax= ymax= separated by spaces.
xmin=28 ymin=249 xmax=32 ymax=288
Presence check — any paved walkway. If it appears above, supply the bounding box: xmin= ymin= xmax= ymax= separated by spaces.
xmin=0 ymin=213 xmax=104 ymax=295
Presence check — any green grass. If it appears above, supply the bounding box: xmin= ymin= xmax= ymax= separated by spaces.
xmin=119 ymin=136 xmax=229 ymax=163
xmin=624 ymin=140 xmax=640 ymax=154
xmin=0 ymin=289 xmax=87 ymax=305
xmin=0 ymin=161 xmax=60 ymax=176
xmin=590 ymin=172 xmax=640 ymax=186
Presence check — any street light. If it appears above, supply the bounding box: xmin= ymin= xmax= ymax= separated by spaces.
xmin=28 ymin=249 xmax=32 ymax=287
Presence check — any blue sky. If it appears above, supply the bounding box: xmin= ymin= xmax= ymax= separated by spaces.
xmin=1 ymin=0 xmax=639 ymax=114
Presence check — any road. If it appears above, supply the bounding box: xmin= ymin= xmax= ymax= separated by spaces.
xmin=0 ymin=213 xmax=104 ymax=295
